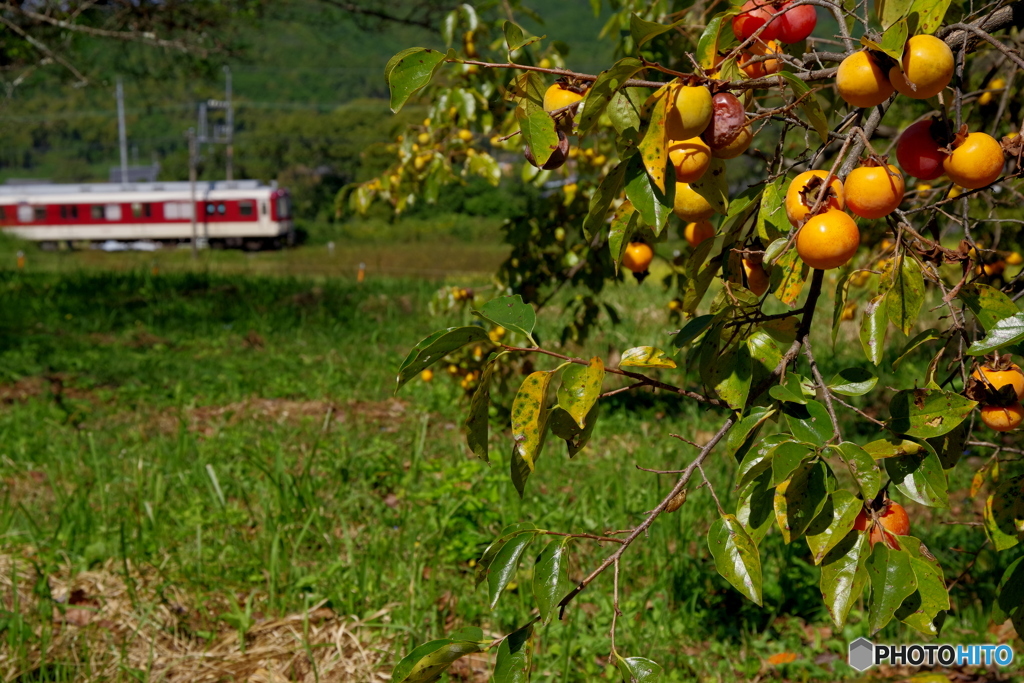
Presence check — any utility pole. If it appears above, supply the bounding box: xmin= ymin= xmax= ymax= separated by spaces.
xmin=116 ymin=77 xmax=129 ymax=183
xmin=188 ymin=127 xmax=198 ymax=260
xmin=224 ymin=66 xmax=234 ymax=182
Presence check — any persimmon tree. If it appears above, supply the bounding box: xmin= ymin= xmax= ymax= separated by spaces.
xmin=375 ymin=0 xmax=1024 ymax=679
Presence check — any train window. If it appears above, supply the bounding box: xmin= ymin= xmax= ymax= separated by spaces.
xmin=34 ymin=207 xmax=46 ymax=221
xmin=278 ymin=197 xmax=291 ymax=218
xmin=0 ymin=207 xmax=5 ymax=220
xmin=206 ymin=203 xmax=216 ymax=216
xmin=239 ymin=200 xmax=254 ymax=216
xmin=91 ymin=205 xmax=105 ymax=219
xmin=59 ymin=205 xmax=79 ymax=220
xmin=131 ymin=202 xmax=152 ymax=218
xmin=106 ymin=204 xmax=122 ymax=221
xmin=261 ymin=201 xmax=268 ymax=216
xmin=217 ymin=203 xmax=226 ymax=215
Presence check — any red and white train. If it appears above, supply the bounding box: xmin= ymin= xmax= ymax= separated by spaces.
xmin=0 ymin=180 xmax=293 ymax=250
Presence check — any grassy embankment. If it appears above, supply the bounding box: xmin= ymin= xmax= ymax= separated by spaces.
xmin=0 ymin=234 xmax=1019 ymax=682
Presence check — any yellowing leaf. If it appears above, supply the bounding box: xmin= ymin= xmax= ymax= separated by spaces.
xmin=619 ymin=346 xmax=677 ymax=369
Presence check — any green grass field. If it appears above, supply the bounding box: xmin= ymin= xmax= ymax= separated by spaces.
xmin=0 ymin=236 xmax=1020 ymax=682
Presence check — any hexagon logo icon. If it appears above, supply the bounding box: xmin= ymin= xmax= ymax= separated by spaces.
xmin=848 ymin=637 xmax=875 ymax=671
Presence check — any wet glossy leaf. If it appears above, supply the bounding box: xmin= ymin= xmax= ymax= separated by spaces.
xmin=534 ymin=538 xmax=572 ymax=624
xmin=386 ymin=47 xmax=451 ymax=113
xmin=548 ymin=404 xmax=599 ymax=457
xmin=860 ymin=295 xmax=888 ymax=365
xmin=608 ymin=201 xmax=640 ymax=274
xmin=488 ymin=529 xmax=538 ymax=608
xmin=724 ymin=407 xmax=777 ymax=464
xmin=616 ymin=655 xmax=663 ymax=682
xmin=477 ymin=524 xmax=538 ymax=586
xmin=392 ymin=634 xmax=485 ymax=683
xmin=821 ymin=531 xmax=870 ymax=629
xmin=967 ymin=313 xmax=1024 ymax=356
xmin=397 ymin=326 xmax=491 ymax=392
xmin=696 ymin=12 xmax=729 ymax=69
xmin=737 ymin=469 xmax=776 ymax=545
xmin=619 ymin=346 xmax=677 ymax=369
xmin=474 ymin=295 xmax=537 ymax=340
xmin=625 ymin=153 xmax=673 ymax=234
xmin=863 ymin=436 xmax=926 ymax=460
xmin=673 ymin=314 xmax=716 ymax=348
xmin=959 ymin=283 xmax=1019 ymax=332
xmin=783 ymin=400 xmax=833 ymax=444
xmin=774 ymin=461 xmax=830 ymax=544
xmin=828 ymin=367 xmax=878 ymax=396
xmin=557 ymin=358 xmax=604 ymax=428
xmin=885 ymin=441 xmax=949 ymax=507
xmin=511 ymin=371 xmax=554 ymax=471
xmin=894 ymin=536 xmax=948 ymax=635
xmin=833 ymin=442 xmax=881 ymax=501
xmin=708 ymin=514 xmax=763 ymax=605
xmin=579 ymin=58 xmax=645 ymax=135
xmin=866 ymin=544 xmax=918 ymax=635
xmin=493 ymin=621 xmax=534 ymax=683
xmin=806 ymin=490 xmax=862 ymax=564
xmin=771 ymin=441 xmax=815 ymax=487
xmin=465 ymin=360 xmax=497 ymax=462
xmin=889 ymin=388 xmax=976 ymax=438
xmin=737 ymin=434 xmax=792 ymax=489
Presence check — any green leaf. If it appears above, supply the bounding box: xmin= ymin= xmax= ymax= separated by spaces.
xmin=488 ymin=530 xmax=538 ymax=608
xmin=578 ymin=58 xmax=645 ymax=135
xmin=736 ymin=434 xmax=792 ymax=489
xmin=876 ymin=0 xmax=914 ymax=29
xmin=493 ymin=622 xmax=534 ymax=683
xmin=984 ymin=475 xmax=1024 ymax=551
xmin=860 ymin=294 xmax=888 ymax=365
xmin=774 ymin=461 xmax=831 ymax=544
xmin=619 ymin=346 xmax=677 ymax=369
xmin=386 ymin=48 xmax=450 ymax=114
xmin=778 ymin=73 xmax=829 ymax=143
xmin=506 ymin=71 xmax=547 ymax=114
xmin=828 ymin=367 xmax=878 ymax=396
xmin=757 ymin=176 xmax=788 ymax=243
xmin=863 ymin=436 xmax=927 ymax=460
xmin=725 ymin=407 xmax=778 ymax=464
xmin=477 ymin=524 xmax=538 ymax=586
xmin=682 ymin=241 xmax=722 ymax=315
xmin=888 ymin=388 xmax=976 ymax=439
xmin=892 ymin=329 xmax=940 ymax=371
xmin=502 ymin=20 xmax=543 ymax=55
xmin=833 ymin=442 xmax=881 ymax=501
xmin=637 ymin=88 xmax=671 ymax=194
xmin=770 ymin=247 xmax=810 ymax=308
xmin=511 ymin=444 xmax=532 ymax=497
xmin=516 ymin=107 xmax=560 ymax=168
xmin=548 ymin=404 xmax=599 ymax=457
xmin=737 ymin=469 xmax=776 ymax=545
xmin=783 ymin=400 xmax=834 ymax=444
xmin=690 ymin=157 xmax=730 ymax=215
xmin=708 ymin=514 xmax=763 ymax=605
xmin=968 ymin=313 xmax=1024 ymax=356
xmin=608 ymin=202 xmax=640 ymax=273
xmin=959 ymin=283 xmax=1019 ymax=332
xmin=885 ymin=440 xmax=949 ymax=507
xmin=821 ymin=531 xmax=870 ymax=629
xmin=885 ymin=255 xmax=924 ymax=335
xmin=557 ymin=358 xmax=605 ymax=428
xmin=878 ymin=18 xmax=909 ymax=61
xmin=673 ymin=314 xmax=716 ymax=348
xmin=582 ymin=161 xmax=628 ymax=239
xmin=806 ymin=490 xmax=862 ymax=564
xmin=615 ymin=655 xmax=664 ymax=682
xmin=511 ymin=371 xmax=554 ymax=471
xmin=608 ymin=88 xmax=642 ymax=137
xmin=392 ymin=636 xmax=485 ymax=683
xmin=465 ymin=360 xmax=497 ymax=462
xmin=708 ymin=336 xmax=752 ymax=410
xmin=771 ymin=441 xmax=816 ymax=486
xmin=625 ymin=150 xmax=673 ymax=234
xmin=397 ymin=326 xmax=491 ymax=392
xmin=928 ymin=420 xmax=968 ymax=469
xmin=696 ymin=12 xmax=729 ymax=69
xmin=894 ymin=536 xmax=949 ymax=635
xmin=994 ymin=557 xmax=1024 ymax=630
xmin=831 ymin=272 xmax=852 ymax=346
xmin=907 ymin=0 xmax=955 ymax=33
xmin=534 ymin=538 xmax=572 ymax=624
xmin=630 ymin=14 xmax=681 ymax=48
xmin=474 ymin=295 xmax=537 ymax=340
xmin=866 ymin=544 xmax=918 ymax=635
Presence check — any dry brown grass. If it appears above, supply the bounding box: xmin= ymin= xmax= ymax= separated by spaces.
xmin=0 ymin=554 xmax=394 ymax=682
